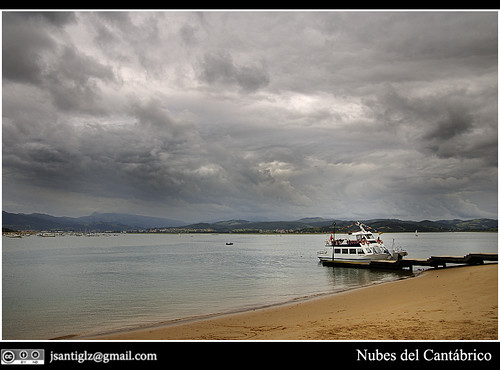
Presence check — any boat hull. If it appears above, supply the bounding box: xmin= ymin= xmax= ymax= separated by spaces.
xmin=317 ymin=254 xmax=395 ymax=264
xmin=317 ymin=245 xmax=407 ymax=264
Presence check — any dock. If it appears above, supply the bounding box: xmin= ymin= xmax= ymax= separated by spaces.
xmin=321 ymin=253 xmax=498 ymax=271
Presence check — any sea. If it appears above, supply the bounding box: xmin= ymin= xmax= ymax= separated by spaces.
xmin=1 ymin=231 xmax=497 ymax=339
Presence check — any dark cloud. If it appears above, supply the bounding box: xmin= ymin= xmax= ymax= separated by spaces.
xmin=199 ymin=51 xmax=270 ymax=92
xmin=25 ymin=11 xmax=77 ymax=26
xmin=3 ymin=12 xmax=116 ymax=116
xmin=44 ymin=46 xmax=116 ymax=114
xmin=179 ymin=24 xmax=198 ymax=45
xmin=364 ymin=82 xmax=497 ymax=166
xmin=2 ymin=13 xmax=57 ymax=83
xmin=2 ymin=11 xmax=497 ymax=222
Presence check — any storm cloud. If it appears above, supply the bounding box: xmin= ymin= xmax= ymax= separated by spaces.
xmin=2 ymin=11 xmax=497 ymax=222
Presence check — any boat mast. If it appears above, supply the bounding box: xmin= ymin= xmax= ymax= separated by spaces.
xmin=331 ymin=222 xmax=336 ymax=261
xmin=357 ymin=221 xmax=367 ymax=233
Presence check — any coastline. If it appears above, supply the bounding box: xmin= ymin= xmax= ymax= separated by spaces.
xmin=77 ymin=263 xmax=498 ymax=340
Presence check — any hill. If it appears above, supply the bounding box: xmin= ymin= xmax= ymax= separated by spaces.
xmin=2 ymin=211 xmax=184 ymax=232
xmin=159 ymin=218 xmax=497 ymax=233
xmin=2 ymin=211 xmax=497 ymax=233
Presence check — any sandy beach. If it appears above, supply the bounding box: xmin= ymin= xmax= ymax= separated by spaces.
xmin=81 ymin=264 xmax=497 ymax=340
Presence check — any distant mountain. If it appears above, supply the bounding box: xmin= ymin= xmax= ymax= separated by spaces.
xmin=2 ymin=212 xmax=83 ymax=231
xmin=2 ymin=211 xmax=497 ymax=233
xmin=362 ymin=218 xmax=498 ymax=233
xmin=166 ymin=219 xmax=352 ymax=233
xmin=159 ymin=218 xmax=497 ymax=233
xmin=2 ymin=211 xmax=185 ymax=232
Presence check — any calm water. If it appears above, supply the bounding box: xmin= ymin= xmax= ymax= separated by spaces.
xmin=2 ymin=232 xmax=497 ymax=339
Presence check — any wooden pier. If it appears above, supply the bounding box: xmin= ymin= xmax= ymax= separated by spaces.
xmin=321 ymin=253 xmax=498 ymax=271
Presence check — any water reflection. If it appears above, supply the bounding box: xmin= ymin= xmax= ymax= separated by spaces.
xmin=321 ymin=263 xmax=414 ymax=293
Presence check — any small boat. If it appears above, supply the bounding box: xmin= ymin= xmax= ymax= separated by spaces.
xmin=226 ymin=242 xmax=234 ymax=245
xmin=317 ymin=221 xmax=407 ymax=265
xmin=38 ymin=232 xmax=56 ymax=237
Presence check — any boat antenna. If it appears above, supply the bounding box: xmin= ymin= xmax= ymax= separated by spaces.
xmin=332 ymin=222 xmax=336 ymax=241
xmin=357 ymin=221 xmax=367 ymax=233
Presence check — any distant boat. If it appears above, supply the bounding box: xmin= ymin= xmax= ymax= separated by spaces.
xmin=317 ymin=221 xmax=407 ymax=264
xmin=415 ymin=230 xmax=418 ymax=237
xmin=5 ymin=233 xmax=22 ymax=238
xmin=226 ymin=242 xmax=234 ymax=245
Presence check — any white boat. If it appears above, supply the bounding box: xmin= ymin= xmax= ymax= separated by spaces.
xmin=38 ymin=232 xmax=56 ymax=237
xmin=317 ymin=221 xmax=408 ymax=265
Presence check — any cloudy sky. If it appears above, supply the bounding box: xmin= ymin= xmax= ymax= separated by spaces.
xmin=2 ymin=11 xmax=498 ymax=223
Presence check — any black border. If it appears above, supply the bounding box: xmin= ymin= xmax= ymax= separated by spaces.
xmin=1 ymin=341 xmax=499 ymax=368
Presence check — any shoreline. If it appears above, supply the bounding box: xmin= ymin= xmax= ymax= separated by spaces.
xmin=74 ymin=263 xmax=498 ymax=341
xmin=68 ymin=271 xmax=416 ymax=340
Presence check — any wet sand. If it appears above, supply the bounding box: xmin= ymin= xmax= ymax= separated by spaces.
xmin=79 ymin=264 xmax=497 ymax=340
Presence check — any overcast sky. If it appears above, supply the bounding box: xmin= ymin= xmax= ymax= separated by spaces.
xmin=2 ymin=11 xmax=498 ymax=223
